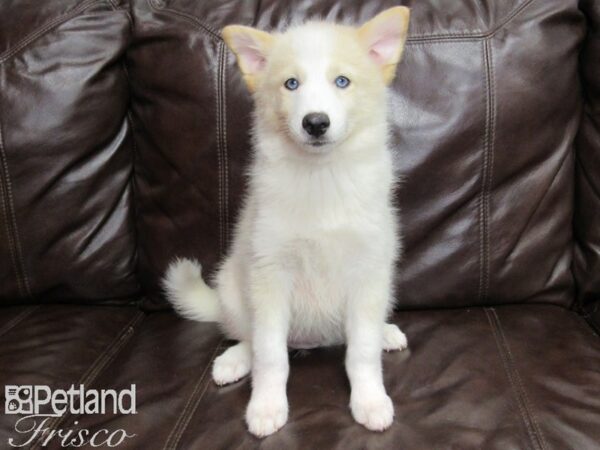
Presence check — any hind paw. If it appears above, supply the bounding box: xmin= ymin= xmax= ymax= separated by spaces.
xmin=382 ymin=323 xmax=408 ymax=352
xmin=212 ymin=342 xmax=251 ymax=386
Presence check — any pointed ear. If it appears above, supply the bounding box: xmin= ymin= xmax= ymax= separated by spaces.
xmin=358 ymin=7 xmax=410 ymax=84
xmin=222 ymin=25 xmax=274 ymax=92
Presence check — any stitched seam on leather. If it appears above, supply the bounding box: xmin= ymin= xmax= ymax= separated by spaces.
xmin=406 ymin=38 xmax=484 ymax=47
xmin=485 ymin=308 xmax=545 ymax=450
xmin=482 ymin=40 xmax=491 ymax=302
xmin=163 ymin=337 xmax=224 ymax=450
xmin=169 ymin=6 xmax=226 ymax=256
xmin=220 ymin=41 xmax=226 ymax=254
xmin=147 ymin=0 xmax=222 ymax=42
xmin=30 ymin=311 xmax=145 ymax=450
xmin=0 ymin=305 xmax=39 ymax=339
xmin=478 ymin=41 xmax=489 ymax=303
xmin=221 ymin=43 xmax=230 ymax=249
xmin=0 ymin=116 xmax=31 ymax=297
xmin=477 ymin=42 xmax=485 ymax=303
xmin=0 ymin=110 xmax=21 ymax=296
xmin=0 ymin=145 xmax=22 ymax=296
xmin=487 ymin=40 xmax=496 ymax=303
xmin=493 ymin=309 xmax=549 ymax=450
xmin=215 ymin=41 xmax=225 ymax=256
xmin=219 ymin=42 xmax=230 ymax=249
xmin=0 ymin=0 xmax=106 ymax=65
xmin=478 ymin=39 xmax=495 ymax=303
xmin=407 ymin=0 xmax=537 ymax=42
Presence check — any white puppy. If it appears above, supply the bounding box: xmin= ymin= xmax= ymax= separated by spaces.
xmin=164 ymin=7 xmax=410 ymax=437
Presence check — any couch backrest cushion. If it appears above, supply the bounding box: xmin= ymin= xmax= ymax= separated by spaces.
xmin=130 ymin=0 xmax=585 ymax=310
xmin=0 ymin=0 xmax=139 ymax=304
xmin=575 ymin=0 xmax=600 ymax=311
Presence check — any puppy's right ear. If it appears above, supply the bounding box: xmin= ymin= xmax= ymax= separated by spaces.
xmin=222 ymin=25 xmax=274 ymax=92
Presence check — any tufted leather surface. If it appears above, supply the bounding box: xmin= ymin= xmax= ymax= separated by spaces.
xmin=0 ymin=0 xmax=139 ymax=304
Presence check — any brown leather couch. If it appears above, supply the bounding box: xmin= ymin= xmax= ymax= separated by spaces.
xmin=1 ymin=0 xmax=600 ymax=448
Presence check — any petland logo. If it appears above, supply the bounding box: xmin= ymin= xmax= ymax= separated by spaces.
xmin=4 ymin=385 xmax=137 ymax=447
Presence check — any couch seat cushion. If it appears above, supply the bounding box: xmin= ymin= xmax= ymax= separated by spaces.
xmin=0 ymin=304 xmax=598 ymax=449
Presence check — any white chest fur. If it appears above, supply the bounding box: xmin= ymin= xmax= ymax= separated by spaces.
xmin=245 ymin=148 xmax=397 ymax=347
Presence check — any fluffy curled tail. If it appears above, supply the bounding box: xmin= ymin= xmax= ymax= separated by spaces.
xmin=162 ymin=258 xmax=221 ymax=322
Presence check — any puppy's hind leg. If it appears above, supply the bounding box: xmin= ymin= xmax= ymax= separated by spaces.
xmin=215 ymin=257 xmax=252 ymax=342
xmin=212 ymin=341 xmax=252 ymax=386
xmin=382 ymin=323 xmax=408 ymax=352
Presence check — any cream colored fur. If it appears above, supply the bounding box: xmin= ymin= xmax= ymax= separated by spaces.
xmin=163 ymin=6 xmax=410 ymax=437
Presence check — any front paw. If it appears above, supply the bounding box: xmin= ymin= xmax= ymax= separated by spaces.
xmin=350 ymin=390 xmax=394 ymax=431
xmin=246 ymin=393 xmax=288 ymax=437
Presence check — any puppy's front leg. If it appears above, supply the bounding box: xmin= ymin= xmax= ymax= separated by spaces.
xmin=345 ymin=276 xmax=394 ymax=431
xmin=246 ymin=266 xmax=290 ymax=437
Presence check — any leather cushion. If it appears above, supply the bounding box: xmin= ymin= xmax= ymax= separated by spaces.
xmin=1 ymin=304 xmax=598 ymax=448
xmin=0 ymin=0 xmax=139 ymax=304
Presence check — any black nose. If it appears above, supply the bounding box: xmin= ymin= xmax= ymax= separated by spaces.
xmin=302 ymin=113 xmax=330 ymax=138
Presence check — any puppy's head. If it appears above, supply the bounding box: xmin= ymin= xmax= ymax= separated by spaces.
xmin=223 ymin=7 xmax=410 ymax=154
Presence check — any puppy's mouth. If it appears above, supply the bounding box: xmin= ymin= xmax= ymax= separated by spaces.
xmin=306 ymin=139 xmax=334 ymax=149
xmin=283 ymin=125 xmax=336 ymax=153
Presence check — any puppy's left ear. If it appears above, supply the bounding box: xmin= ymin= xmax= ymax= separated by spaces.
xmin=222 ymin=25 xmax=274 ymax=92
xmin=358 ymin=6 xmax=410 ymax=84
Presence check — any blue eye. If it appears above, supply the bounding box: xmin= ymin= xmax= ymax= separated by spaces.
xmin=284 ymin=78 xmax=299 ymax=90
xmin=335 ymin=75 xmax=350 ymax=88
